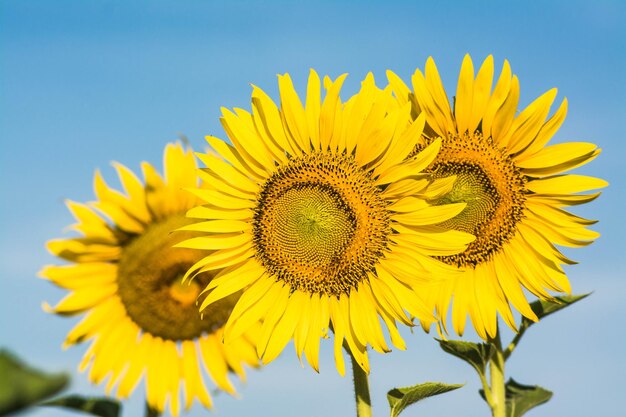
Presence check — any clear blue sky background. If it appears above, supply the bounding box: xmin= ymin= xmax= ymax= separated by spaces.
xmin=1 ymin=1 xmax=624 ymax=416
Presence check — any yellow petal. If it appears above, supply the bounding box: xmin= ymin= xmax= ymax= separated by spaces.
xmin=187 ymin=186 xmax=255 ymax=210
xmin=65 ymin=200 xmax=117 ymax=242
xmin=262 ymin=290 xmax=302 ymax=363
xmin=392 ymin=202 xmax=467 ymax=226
xmin=418 ymin=58 xmax=454 ymax=136
xmin=178 ymin=219 xmax=251 ymax=234
xmin=110 ymin=162 xmax=151 ymax=223
xmin=256 ymin=283 xmax=291 ymax=359
xmin=177 ymin=232 xmax=250 ymax=251
xmin=369 ymin=275 xmax=412 ymax=326
xmin=454 ymin=54 xmax=475 ymax=134
xmin=358 ymin=283 xmax=390 ymax=353
xmin=145 ymin=337 xmax=167 ymax=413
xmin=197 ymin=169 xmax=257 ymax=200
xmin=303 ymin=294 xmax=324 ymax=372
xmin=198 ymin=260 xmax=263 ymax=311
xmin=482 ymin=59 xmax=512 ymax=137
xmin=527 ymin=174 xmax=608 ymax=194
xmin=199 ymin=335 xmax=236 ymax=394
xmin=450 ymin=273 xmax=472 ymax=336
xmin=202 ymin=136 xmax=265 ymax=184
xmin=530 ymin=192 xmax=601 ymax=207
xmin=526 ymin=200 xmax=597 ymax=227
xmin=279 ymin=73 xmax=310 ymax=152
xmin=492 ymin=251 xmax=538 ymax=322
xmin=504 ymin=89 xmax=558 ymax=155
xmin=516 ymin=142 xmax=600 ymax=176
xmin=294 ymin=293 xmax=313 ymax=362
xmin=519 ymin=98 xmax=568 ymax=157
xmin=468 ymin=55 xmax=494 ymax=134
xmin=383 ymin=112 xmax=426 ymax=172
xmin=188 ymin=246 xmax=255 ymax=281
xmin=305 ymin=69 xmax=322 ymax=149
xmin=45 ymin=284 xmax=116 ymax=315
xmin=382 ymin=177 xmax=430 ymax=200
xmin=63 ymin=298 xmax=122 ymax=346
xmin=226 ymin=279 xmax=282 ymax=341
xmin=355 ymin=92 xmax=401 ymax=168
xmin=186 ymin=205 xmax=251 ymax=221
xmin=181 ymin=340 xmax=213 ymax=410
xmin=391 ymin=225 xmax=474 ymax=256
xmin=319 ymin=74 xmax=348 ymax=150
xmin=221 ymin=108 xmax=274 ymax=173
xmin=388 ymin=196 xmax=428 ymax=213
xmin=251 ymin=86 xmax=300 ymax=157
xmin=340 ymin=294 xmax=369 ymax=373
xmin=386 ymin=69 xmax=413 ymax=106
xmin=376 ymin=264 xmax=433 ymax=322
xmin=249 ymin=101 xmax=290 ymax=165
xmin=375 ymin=138 xmax=442 ymax=185
xmin=328 ymin=297 xmax=346 ymax=376
xmin=491 ymin=75 xmax=519 ymax=146
xmin=39 ymin=263 xmax=117 ymax=289
xmin=93 ymin=171 xmax=145 ymax=233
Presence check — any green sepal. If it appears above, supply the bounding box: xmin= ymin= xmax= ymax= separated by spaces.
xmin=505 ymin=378 xmax=553 ymax=417
xmin=437 ymin=339 xmax=492 ymax=377
xmin=0 ymin=349 xmax=69 ymax=414
xmin=387 ymin=382 xmax=463 ymax=417
xmin=41 ymin=395 xmax=122 ymax=417
xmin=524 ymin=293 xmax=590 ymax=326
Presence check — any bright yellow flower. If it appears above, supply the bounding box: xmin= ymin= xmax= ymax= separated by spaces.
xmin=179 ymin=70 xmax=475 ymax=374
xmin=40 ymin=143 xmax=259 ymax=416
xmin=387 ymin=55 xmax=607 ymax=339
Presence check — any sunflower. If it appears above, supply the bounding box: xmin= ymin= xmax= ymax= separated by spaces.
xmin=40 ymin=143 xmax=259 ymax=416
xmin=179 ymin=70 xmax=475 ymax=375
xmin=386 ymin=55 xmax=607 ymax=339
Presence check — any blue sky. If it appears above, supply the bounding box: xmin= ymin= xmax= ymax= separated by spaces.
xmin=1 ymin=1 xmax=624 ymax=416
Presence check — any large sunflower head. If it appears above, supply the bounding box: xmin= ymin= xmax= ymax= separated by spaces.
xmin=179 ymin=70 xmax=475 ymax=374
xmin=40 ymin=143 xmax=260 ymax=416
xmin=387 ymin=55 xmax=607 ymax=339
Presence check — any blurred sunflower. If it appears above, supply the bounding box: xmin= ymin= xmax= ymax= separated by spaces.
xmin=179 ymin=70 xmax=475 ymax=375
xmin=40 ymin=143 xmax=259 ymax=416
xmin=387 ymin=55 xmax=607 ymax=339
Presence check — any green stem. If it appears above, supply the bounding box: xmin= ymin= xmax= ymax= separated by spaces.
xmin=145 ymin=401 xmax=160 ymax=417
xmin=349 ymin=350 xmax=373 ymax=417
xmin=479 ymin=369 xmax=493 ymax=406
xmin=489 ymin=333 xmax=506 ymax=417
xmin=503 ymin=321 xmax=529 ymax=360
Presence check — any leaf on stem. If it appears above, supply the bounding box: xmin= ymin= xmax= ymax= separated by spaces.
xmin=387 ymin=382 xmax=463 ymax=417
xmin=504 ymin=378 xmax=552 ymax=417
xmin=0 ymin=349 xmax=69 ymax=415
xmin=524 ymin=294 xmax=590 ymax=326
xmin=41 ymin=395 xmax=122 ymax=417
xmin=437 ymin=339 xmax=492 ymax=377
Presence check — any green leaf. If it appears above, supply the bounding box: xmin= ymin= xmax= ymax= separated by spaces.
xmin=524 ymin=293 xmax=590 ymax=326
xmin=505 ymin=378 xmax=552 ymax=417
xmin=387 ymin=382 xmax=463 ymax=417
xmin=41 ymin=395 xmax=122 ymax=417
xmin=437 ymin=339 xmax=492 ymax=377
xmin=0 ymin=349 xmax=69 ymax=414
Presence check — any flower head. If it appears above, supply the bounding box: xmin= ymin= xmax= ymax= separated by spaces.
xmin=387 ymin=55 xmax=607 ymax=338
xmin=40 ymin=143 xmax=259 ymax=416
xmin=180 ymin=70 xmax=474 ymax=374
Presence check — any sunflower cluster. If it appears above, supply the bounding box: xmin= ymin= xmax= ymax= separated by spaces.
xmin=41 ymin=55 xmax=605 ymax=415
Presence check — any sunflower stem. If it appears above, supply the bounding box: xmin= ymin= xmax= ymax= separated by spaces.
xmin=479 ymin=370 xmax=493 ymax=406
xmin=145 ymin=402 xmax=160 ymax=417
xmin=349 ymin=350 xmax=372 ymax=417
xmin=488 ymin=333 xmax=506 ymax=417
xmin=503 ymin=321 xmax=529 ymax=360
